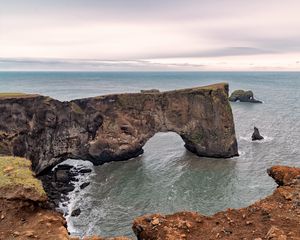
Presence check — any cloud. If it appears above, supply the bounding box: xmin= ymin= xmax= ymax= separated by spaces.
xmin=1 ymin=0 xmax=300 ymax=70
xmin=145 ymin=47 xmax=275 ymax=59
xmin=0 ymin=58 xmax=206 ymax=71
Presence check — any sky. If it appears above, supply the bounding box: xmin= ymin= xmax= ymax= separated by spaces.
xmin=1 ymin=0 xmax=300 ymax=71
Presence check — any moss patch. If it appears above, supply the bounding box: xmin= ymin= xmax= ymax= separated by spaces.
xmin=71 ymin=102 xmax=84 ymax=114
xmin=0 ymin=156 xmax=46 ymax=199
xmin=190 ymin=131 xmax=204 ymax=143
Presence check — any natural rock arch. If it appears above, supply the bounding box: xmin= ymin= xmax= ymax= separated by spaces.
xmin=0 ymin=83 xmax=238 ymax=174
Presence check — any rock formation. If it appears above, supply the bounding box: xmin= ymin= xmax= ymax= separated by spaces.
xmin=0 ymin=83 xmax=238 ymax=174
xmin=0 ymin=156 xmax=70 ymax=240
xmin=132 ymin=165 xmax=300 ymax=240
xmin=0 ymin=156 xmax=131 ymax=240
xmin=229 ymin=90 xmax=262 ymax=103
xmin=252 ymin=127 xmax=264 ymax=141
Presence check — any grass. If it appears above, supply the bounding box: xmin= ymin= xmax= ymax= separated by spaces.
xmin=0 ymin=156 xmax=46 ymax=197
xmin=71 ymin=102 xmax=84 ymax=114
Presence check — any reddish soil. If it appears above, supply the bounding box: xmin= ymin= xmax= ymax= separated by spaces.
xmin=0 ymin=199 xmax=133 ymax=240
xmin=133 ymin=166 xmax=300 ymax=240
xmin=0 ymin=199 xmax=69 ymax=240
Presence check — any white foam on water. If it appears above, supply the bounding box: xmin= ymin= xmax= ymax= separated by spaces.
xmin=239 ymin=136 xmax=273 ymax=143
xmin=55 ymin=160 xmax=95 ymax=236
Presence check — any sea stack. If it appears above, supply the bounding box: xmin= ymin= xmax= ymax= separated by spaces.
xmin=229 ymin=90 xmax=262 ymax=103
xmin=252 ymin=127 xmax=264 ymax=141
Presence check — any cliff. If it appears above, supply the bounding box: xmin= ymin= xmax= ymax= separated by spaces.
xmin=0 ymin=156 xmax=131 ymax=240
xmin=0 ymin=83 xmax=238 ymax=174
xmin=0 ymin=156 xmax=70 ymax=240
xmin=133 ymin=165 xmax=300 ymax=240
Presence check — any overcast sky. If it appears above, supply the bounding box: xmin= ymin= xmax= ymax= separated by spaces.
xmin=1 ymin=0 xmax=300 ymax=71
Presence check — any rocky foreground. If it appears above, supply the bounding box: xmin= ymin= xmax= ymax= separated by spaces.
xmin=0 ymin=156 xmax=130 ymax=240
xmin=0 ymin=83 xmax=238 ymax=174
xmin=133 ymin=165 xmax=300 ymax=240
xmin=1 ymin=156 xmax=300 ymax=239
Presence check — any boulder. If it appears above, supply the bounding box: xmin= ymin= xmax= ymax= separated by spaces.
xmin=229 ymin=90 xmax=262 ymax=103
xmin=80 ymin=182 xmax=90 ymax=189
xmin=252 ymin=127 xmax=264 ymax=141
xmin=79 ymin=168 xmax=92 ymax=174
xmin=71 ymin=208 xmax=81 ymax=217
xmin=56 ymin=164 xmax=73 ymax=171
xmin=54 ymin=170 xmax=70 ymax=183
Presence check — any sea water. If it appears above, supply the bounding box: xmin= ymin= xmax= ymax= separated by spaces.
xmin=0 ymin=71 xmax=299 ymax=237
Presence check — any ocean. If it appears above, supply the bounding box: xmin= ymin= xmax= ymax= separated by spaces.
xmin=0 ymin=71 xmax=299 ymax=237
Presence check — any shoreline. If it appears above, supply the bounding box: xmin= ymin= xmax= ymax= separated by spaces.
xmin=1 ymin=156 xmax=300 ymax=239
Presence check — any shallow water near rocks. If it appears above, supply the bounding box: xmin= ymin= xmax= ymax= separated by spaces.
xmin=0 ymin=71 xmax=299 ymax=237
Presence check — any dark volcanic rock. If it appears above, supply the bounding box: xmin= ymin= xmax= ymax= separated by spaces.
xmin=38 ymin=164 xmax=92 ymax=209
xmin=71 ymin=208 xmax=81 ymax=217
xmin=79 ymin=168 xmax=92 ymax=174
xmin=80 ymin=182 xmax=90 ymax=189
xmin=58 ymin=185 xmax=75 ymax=194
xmin=229 ymin=90 xmax=262 ymax=103
xmin=252 ymin=127 xmax=264 ymax=141
xmin=56 ymin=164 xmax=73 ymax=170
xmin=55 ymin=170 xmax=70 ymax=183
xmin=0 ymin=83 xmax=238 ymax=174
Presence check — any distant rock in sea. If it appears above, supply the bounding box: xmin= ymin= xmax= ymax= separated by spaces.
xmin=252 ymin=127 xmax=264 ymax=141
xmin=229 ymin=90 xmax=262 ymax=103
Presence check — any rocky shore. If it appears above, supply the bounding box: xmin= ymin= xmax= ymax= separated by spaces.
xmin=2 ymin=156 xmax=300 ymax=239
xmin=133 ymin=165 xmax=300 ymax=239
xmin=0 ymin=156 xmax=130 ymax=240
xmin=0 ymin=156 xmax=69 ymax=240
xmin=39 ymin=163 xmax=92 ymax=211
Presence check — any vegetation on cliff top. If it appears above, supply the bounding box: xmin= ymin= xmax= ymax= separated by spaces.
xmin=0 ymin=156 xmax=46 ymax=198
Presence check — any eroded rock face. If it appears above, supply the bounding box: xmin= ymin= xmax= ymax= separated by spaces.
xmin=0 ymin=83 xmax=238 ymax=174
xmin=133 ymin=165 xmax=300 ymax=240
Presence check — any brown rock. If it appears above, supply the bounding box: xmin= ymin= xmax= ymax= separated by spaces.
xmin=0 ymin=83 xmax=238 ymax=174
xmin=3 ymin=166 xmax=14 ymax=173
xmin=151 ymin=218 xmax=160 ymax=225
xmin=266 ymin=226 xmax=287 ymax=240
xmin=23 ymin=230 xmax=36 ymax=237
xmin=267 ymin=166 xmax=300 ymax=186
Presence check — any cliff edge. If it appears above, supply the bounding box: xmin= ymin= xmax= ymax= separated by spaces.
xmin=133 ymin=165 xmax=300 ymax=239
xmin=0 ymin=156 xmax=131 ymax=240
xmin=0 ymin=156 xmax=69 ymax=240
xmin=0 ymin=83 xmax=238 ymax=174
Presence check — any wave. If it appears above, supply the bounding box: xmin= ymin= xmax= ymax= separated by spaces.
xmin=239 ymin=136 xmax=274 ymax=143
